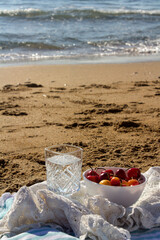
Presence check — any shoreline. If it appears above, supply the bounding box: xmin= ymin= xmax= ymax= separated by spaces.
xmin=1 ymin=54 xmax=160 ymax=68
xmin=0 ymin=61 xmax=160 ymax=194
xmin=1 ymin=61 xmax=160 ymax=88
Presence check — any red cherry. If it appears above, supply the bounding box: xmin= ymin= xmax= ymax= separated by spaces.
xmin=87 ymin=168 xmax=99 ymax=177
xmin=87 ymin=174 xmax=100 ymax=183
xmin=125 ymin=176 xmax=130 ymax=181
xmin=115 ymin=168 xmax=126 ymax=180
xmin=101 ymin=169 xmax=114 ymax=176
xmin=110 ymin=177 xmax=121 ymax=186
xmin=110 ymin=176 xmax=113 ymax=180
xmin=99 ymin=172 xmax=110 ymax=181
xmin=127 ymin=168 xmax=141 ymax=180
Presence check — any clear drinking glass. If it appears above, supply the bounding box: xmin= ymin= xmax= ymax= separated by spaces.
xmin=45 ymin=144 xmax=83 ymax=196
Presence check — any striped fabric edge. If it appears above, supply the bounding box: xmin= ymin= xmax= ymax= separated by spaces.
xmin=0 ymin=194 xmax=14 ymax=220
xmin=131 ymin=228 xmax=160 ymax=240
xmin=1 ymin=227 xmax=79 ymax=240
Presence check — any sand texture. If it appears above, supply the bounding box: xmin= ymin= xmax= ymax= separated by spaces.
xmin=0 ymin=62 xmax=160 ymax=195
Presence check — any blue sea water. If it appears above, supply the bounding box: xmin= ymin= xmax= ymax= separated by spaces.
xmin=0 ymin=0 xmax=160 ymax=65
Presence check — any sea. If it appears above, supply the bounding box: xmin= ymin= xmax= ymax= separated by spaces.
xmin=0 ymin=0 xmax=160 ymax=65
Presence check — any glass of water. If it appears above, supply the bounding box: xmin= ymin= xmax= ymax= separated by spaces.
xmin=45 ymin=144 xmax=83 ymax=196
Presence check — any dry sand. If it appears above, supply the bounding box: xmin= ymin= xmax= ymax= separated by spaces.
xmin=0 ymin=62 xmax=160 ymax=195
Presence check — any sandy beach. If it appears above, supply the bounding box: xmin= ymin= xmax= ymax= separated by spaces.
xmin=0 ymin=62 xmax=160 ymax=195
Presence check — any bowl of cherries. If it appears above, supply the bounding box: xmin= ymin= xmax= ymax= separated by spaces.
xmin=83 ymin=167 xmax=147 ymax=207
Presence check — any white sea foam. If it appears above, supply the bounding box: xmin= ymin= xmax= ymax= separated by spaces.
xmin=0 ymin=8 xmax=160 ymax=17
xmin=0 ymin=8 xmax=45 ymax=17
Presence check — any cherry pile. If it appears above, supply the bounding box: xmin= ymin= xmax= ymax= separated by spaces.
xmin=86 ymin=167 xmax=143 ymax=186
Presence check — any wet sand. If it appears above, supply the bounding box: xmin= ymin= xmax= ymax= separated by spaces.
xmin=0 ymin=62 xmax=160 ymax=195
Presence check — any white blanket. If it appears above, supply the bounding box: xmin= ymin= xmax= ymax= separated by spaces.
xmin=0 ymin=167 xmax=160 ymax=240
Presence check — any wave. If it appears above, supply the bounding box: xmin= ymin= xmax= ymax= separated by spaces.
xmin=0 ymin=8 xmax=48 ymax=17
xmin=1 ymin=8 xmax=160 ymax=19
xmin=0 ymin=41 xmax=63 ymax=50
xmin=1 ymin=46 xmax=160 ymax=64
xmin=1 ymin=38 xmax=160 ymax=61
xmin=1 ymin=36 xmax=160 ymax=52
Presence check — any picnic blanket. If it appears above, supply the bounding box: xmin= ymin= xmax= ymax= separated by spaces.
xmin=0 ymin=167 xmax=160 ymax=240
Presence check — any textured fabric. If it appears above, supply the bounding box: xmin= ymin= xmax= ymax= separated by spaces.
xmin=0 ymin=167 xmax=160 ymax=240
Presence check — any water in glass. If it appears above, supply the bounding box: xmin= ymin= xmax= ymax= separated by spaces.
xmin=45 ymin=145 xmax=83 ymax=196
